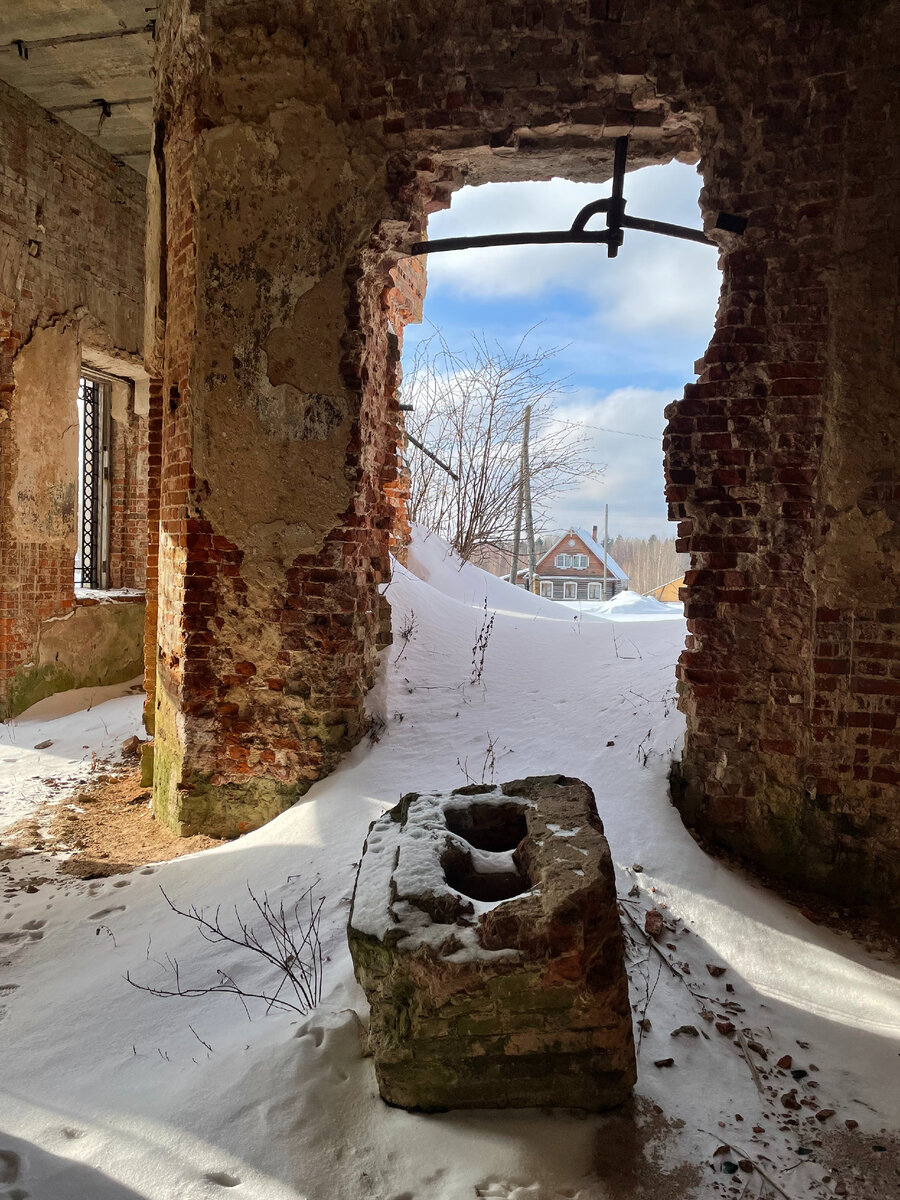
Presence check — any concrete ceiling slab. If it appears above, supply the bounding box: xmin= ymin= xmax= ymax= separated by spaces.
xmin=0 ymin=2 xmax=154 ymax=173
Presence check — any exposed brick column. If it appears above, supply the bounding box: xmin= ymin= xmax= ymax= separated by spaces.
xmin=150 ymin=8 xmax=402 ymax=835
xmin=108 ymin=403 xmax=149 ymax=591
xmin=383 ymin=257 xmax=426 ymax=565
xmin=666 ymin=9 xmax=900 ymax=915
xmin=0 ymin=317 xmax=22 ymax=716
xmin=142 ymin=377 xmax=163 ymax=734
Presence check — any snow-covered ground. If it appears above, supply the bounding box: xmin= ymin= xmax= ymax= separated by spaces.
xmin=0 ymin=678 xmax=145 ymax=833
xmin=559 ymin=590 xmax=685 ymax=622
xmin=0 ymin=529 xmax=897 ymax=1200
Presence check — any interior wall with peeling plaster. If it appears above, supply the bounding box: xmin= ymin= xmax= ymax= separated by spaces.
xmin=0 ymin=78 xmax=149 ymax=718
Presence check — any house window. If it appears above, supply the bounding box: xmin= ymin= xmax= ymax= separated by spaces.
xmin=563 ymin=581 xmax=577 ymax=599
xmin=540 ymin=581 xmax=553 ymax=598
xmin=75 ymin=375 xmax=111 ymax=588
xmin=557 ymin=552 xmax=588 ymax=569
xmin=588 ymin=583 xmax=602 ymax=599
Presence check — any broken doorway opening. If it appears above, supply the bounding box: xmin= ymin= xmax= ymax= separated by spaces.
xmin=398 ymin=159 xmax=721 ymax=602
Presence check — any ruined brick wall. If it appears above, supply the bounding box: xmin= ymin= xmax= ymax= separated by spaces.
xmin=385 ymin=257 xmax=426 ymax=351
xmin=152 ymin=0 xmax=899 ymax=916
xmin=369 ymin=0 xmax=900 ymax=917
xmin=147 ymin=1 xmax=419 ymax=834
xmin=383 ymin=256 xmax=426 ymax=560
xmin=0 ymin=78 xmax=145 ymax=717
xmin=108 ymin=407 xmax=150 ymax=590
xmin=142 ymin=378 xmax=164 ymax=733
xmin=661 ymin=4 xmax=900 ymax=914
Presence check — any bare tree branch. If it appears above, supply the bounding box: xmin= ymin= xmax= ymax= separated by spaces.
xmin=403 ymin=329 xmax=602 ymax=561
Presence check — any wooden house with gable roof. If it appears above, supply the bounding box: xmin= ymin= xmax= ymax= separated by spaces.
xmin=510 ymin=526 xmax=629 ymax=601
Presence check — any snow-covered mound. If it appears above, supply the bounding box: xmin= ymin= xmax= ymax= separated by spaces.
xmin=0 ymin=677 xmax=144 ymax=833
xmin=405 ymin=524 xmax=582 ymax=620
xmin=560 ymin=589 xmax=685 ymax=622
xmin=0 ymin=527 xmax=897 ymax=1200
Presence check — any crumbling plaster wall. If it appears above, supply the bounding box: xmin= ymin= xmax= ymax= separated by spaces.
xmin=0 ymin=78 xmax=147 ymax=718
xmin=148 ymin=2 xmax=409 ymax=834
xmin=384 ymin=255 xmax=427 ymax=560
xmin=152 ymin=0 xmax=898 ymax=916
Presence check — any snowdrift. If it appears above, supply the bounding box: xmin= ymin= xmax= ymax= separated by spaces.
xmin=560 ymin=589 xmax=685 ymax=622
xmin=0 ymin=529 xmax=897 ymax=1200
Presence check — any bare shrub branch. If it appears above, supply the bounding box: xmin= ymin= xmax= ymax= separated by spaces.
xmin=470 ymin=599 xmax=495 ymax=685
xmin=125 ymin=882 xmax=324 ymax=1018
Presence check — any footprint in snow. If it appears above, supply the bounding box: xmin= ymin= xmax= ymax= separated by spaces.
xmin=112 ymin=880 xmax=131 ymax=889
xmin=21 ymin=920 xmax=45 ymax=930
xmin=294 ymin=1022 xmax=325 ymax=1048
xmin=0 ymin=1149 xmax=21 ymax=1184
xmin=204 ymin=1171 xmax=241 ymax=1188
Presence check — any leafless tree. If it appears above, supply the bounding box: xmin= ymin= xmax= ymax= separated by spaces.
xmin=402 ymin=330 xmax=600 ymax=561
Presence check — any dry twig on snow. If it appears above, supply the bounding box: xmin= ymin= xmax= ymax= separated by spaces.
xmin=126 ymin=882 xmax=324 ymax=1018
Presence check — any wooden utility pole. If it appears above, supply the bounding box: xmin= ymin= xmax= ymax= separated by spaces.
xmin=524 ymin=433 xmax=537 ymax=592
xmin=508 ymin=404 xmax=531 ymax=588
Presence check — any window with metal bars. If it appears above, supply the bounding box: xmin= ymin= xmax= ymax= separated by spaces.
xmin=75 ymin=375 xmax=111 ymax=588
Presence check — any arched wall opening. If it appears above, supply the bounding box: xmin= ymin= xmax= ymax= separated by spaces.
xmin=395 ymin=159 xmax=720 ymax=595
xmin=147 ymin=1 xmax=899 ymax=922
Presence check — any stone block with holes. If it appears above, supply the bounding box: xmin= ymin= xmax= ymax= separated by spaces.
xmin=348 ymin=775 xmax=636 ymax=1111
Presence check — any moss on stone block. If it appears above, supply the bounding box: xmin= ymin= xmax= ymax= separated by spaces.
xmin=140 ymin=741 xmax=155 ymax=788
xmin=154 ymin=764 xmax=305 ymax=839
xmin=5 ymin=663 xmax=77 ymax=720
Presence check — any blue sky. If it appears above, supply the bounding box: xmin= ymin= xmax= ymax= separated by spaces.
xmin=400 ymin=161 xmax=722 ymax=539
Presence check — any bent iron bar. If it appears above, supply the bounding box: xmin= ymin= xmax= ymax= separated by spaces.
xmin=408 ymin=136 xmax=746 ymax=259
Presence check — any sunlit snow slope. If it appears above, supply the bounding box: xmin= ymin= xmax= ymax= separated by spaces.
xmin=0 ymin=530 xmax=897 ymax=1200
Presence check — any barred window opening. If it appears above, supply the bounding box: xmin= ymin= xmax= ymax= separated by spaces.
xmin=75 ymin=376 xmax=111 ymax=589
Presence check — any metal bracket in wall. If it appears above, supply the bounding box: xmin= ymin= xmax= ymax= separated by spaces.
xmin=407 ymin=136 xmax=746 ymax=259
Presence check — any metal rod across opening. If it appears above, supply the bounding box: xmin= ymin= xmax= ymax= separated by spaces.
xmin=407 ymin=136 xmax=746 ymax=259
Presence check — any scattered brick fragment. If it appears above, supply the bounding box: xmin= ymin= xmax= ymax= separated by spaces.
xmin=644 ymin=909 xmax=664 ymax=940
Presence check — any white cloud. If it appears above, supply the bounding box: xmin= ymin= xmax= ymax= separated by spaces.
xmin=543 ymin=386 xmax=676 ymax=538
xmin=407 ymin=163 xmax=718 ymax=540
xmin=423 ymin=163 xmax=722 ymax=336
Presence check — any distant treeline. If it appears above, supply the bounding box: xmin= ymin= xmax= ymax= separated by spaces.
xmin=606 ymin=535 xmax=689 ymax=596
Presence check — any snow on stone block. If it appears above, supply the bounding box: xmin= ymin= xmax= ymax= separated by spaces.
xmin=348 ymin=775 xmax=636 ymax=1111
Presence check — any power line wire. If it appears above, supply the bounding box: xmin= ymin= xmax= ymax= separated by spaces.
xmin=566 ymin=420 xmax=662 ymax=442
